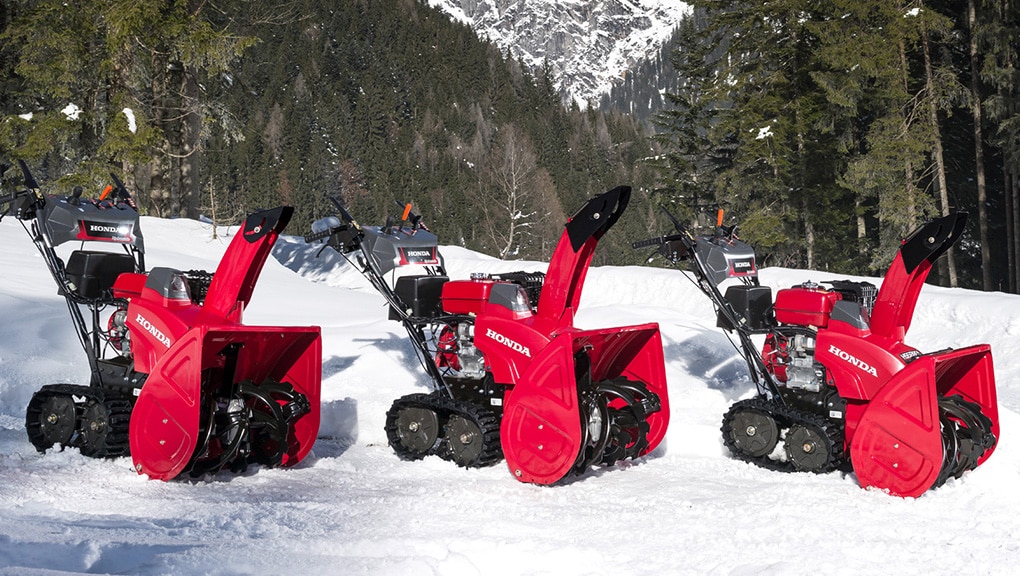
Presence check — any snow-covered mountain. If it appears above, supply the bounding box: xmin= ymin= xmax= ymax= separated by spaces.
xmin=427 ymin=0 xmax=690 ymax=107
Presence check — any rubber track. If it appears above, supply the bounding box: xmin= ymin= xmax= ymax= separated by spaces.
xmin=25 ymin=383 xmax=133 ymax=458
xmin=721 ymin=396 xmax=846 ymax=474
xmin=384 ymin=391 xmax=503 ymax=467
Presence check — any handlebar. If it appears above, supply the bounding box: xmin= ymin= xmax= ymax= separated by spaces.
xmin=2 ymin=161 xmax=139 ymax=220
xmin=0 ymin=189 xmax=25 ymax=207
xmin=631 ymin=234 xmax=684 ymax=250
xmin=303 ymin=224 xmax=350 ymax=244
xmin=328 ymin=196 xmax=358 ymax=227
xmin=0 ymin=161 xmax=40 ymax=220
xmin=632 ymin=229 xmax=693 ymax=264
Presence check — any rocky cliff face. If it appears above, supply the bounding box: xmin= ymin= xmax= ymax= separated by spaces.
xmin=426 ymin=0 xmax=689 ymax=107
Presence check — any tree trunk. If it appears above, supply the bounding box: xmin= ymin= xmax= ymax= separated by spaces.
xmin=1006 ymin=167 xmax=1016 ymax=292
xmin=804 ymin=199 xmax=815 ymax=270
xmin=180 ymin=69 xmax=202 ymax=219
xmin=857 ymin=198 xmax=867 ymax=261
xmin=921 ymin=9 xmax=958 ymax=287
xmin=1013 ymin=170 xmax=1020 ymax=292
xmin=794 ymin=118 xmax=814 ymax=269
xmin=148 ymin=48 xmax=169 ymax=217
xmin=899 ymin=37 xmax=919 ymax=230
xmin=969 ymin=0 xmax=992 ymax=290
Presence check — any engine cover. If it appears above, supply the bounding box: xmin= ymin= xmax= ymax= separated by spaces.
xmin=774 ymin=284 xmax=841 ymax=328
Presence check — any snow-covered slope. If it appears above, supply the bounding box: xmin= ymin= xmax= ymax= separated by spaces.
xmin=1 ymin=214 xmax=1019 ymax=575
xmin=427 ymin=0 xmax=690 ymax=106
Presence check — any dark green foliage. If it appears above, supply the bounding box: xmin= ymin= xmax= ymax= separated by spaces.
xmin=1 ymin=0 xmax=657 ymax=264
xmin=1 ymin=0 xmax=259 ymax=217
xmin=651 ymin=0 xmax=1020 ymax=288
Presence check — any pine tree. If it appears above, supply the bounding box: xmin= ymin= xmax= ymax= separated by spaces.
xmin=1 ymin=0 xmax=257 ymax=216
xmin=980 ymin=0 xmax=1020 ymax=290
xmin=652 ymin=16 xmax=716 ymax=218
xmin=657 ymin=1 xmax=989 ymax=279
xmin=668 ymin=1 xmax=850 ymax=268
xmin=2 ymin=0 xmax=666 ymax=265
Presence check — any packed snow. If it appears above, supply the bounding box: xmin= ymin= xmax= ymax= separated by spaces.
xmin=1 ymin=213 xmax=1019 ymax=575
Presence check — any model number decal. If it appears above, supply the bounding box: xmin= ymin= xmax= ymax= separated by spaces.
xmin=900 ymin=350 xmax=922 ymax=363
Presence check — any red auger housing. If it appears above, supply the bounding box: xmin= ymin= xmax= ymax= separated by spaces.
xmin=115 ymin=207 xmax=321 ymax=480
xmin=441 ymin=188 xmax=669 ymax=484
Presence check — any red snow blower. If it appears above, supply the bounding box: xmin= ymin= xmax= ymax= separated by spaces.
xmin=2 ymin=160 xmax=320 ymax=480
xmin=307 ymin=186 xmax=669 ymax=484
xmin=635 ymin=208 xmax=998 ymax=497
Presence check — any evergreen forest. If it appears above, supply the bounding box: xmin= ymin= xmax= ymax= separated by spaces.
xmin=3 ymin=0 xmax=1020 ymax=291
xmin=0 ymin=0 xmax=659 ymax=265
xmin=644 ymin=0 xmax=1020 ymax=291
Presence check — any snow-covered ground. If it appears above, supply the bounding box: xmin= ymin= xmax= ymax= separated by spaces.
xmin=1 ymin=214 xmax=1019 ymax=575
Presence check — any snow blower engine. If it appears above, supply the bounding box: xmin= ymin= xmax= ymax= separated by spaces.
xmin=635 ymin=209 xmax=998 ymax=497
xmin=1 ymin=161 xmax=320 ymax=480
xmin=307 ymin=186 xmax=669 ymax=484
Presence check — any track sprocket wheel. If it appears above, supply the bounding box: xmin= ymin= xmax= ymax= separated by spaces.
xmin=725 ymin=405 xmax=780 ymax=459
xmin=721 ymin=398 xmax=783 ymax=462
xmin=436 ymin=399 xmax=502 ymax=468
xmin=77 ymin=399 xmax=126 ymax=458
xmin=27 ymin=392 xmax=77 ymax=452
xmin=722 ymin=397 xmax=845 ymax=474
xmin=78 ymin=400 xmax=111 ymax=458
xmin=25 ymin=384 xmax=133 ymax=458
xmin=442 ymin=414 xmax=483 ymax=466
xmin=385 ymin=392 xmax=502 ymax=467
xmin=385 ymin=393 xmax=442 ymax=460
xmin=785 ymin=422 xmax=835 ymax=472
xmin=87 ymin=396 xmax=132 ymax=458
